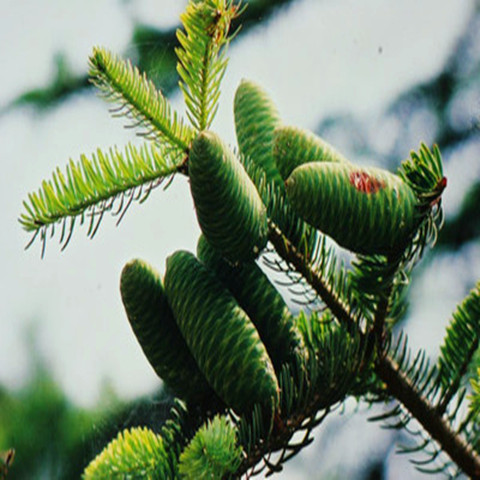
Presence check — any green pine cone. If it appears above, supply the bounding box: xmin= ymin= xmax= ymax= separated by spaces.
xmin=234 ymin=79 xmax=283 ymax=186
xmin=189 ymin=130 xmax=268 ymax=263
xmin=164 ymin=250 xmax=280 ymax=415
xmin=285 ymin=162 xmax=419 ymax=255
xmin=233 ymin=80 xmax=317 ymax=259
xmin=273 ymin=125 xmax=349 ymax=181
xmin=197 ymin=235 xmax=306 ymax=374
xmin=120 ymin=259 xmax=220 ymax=408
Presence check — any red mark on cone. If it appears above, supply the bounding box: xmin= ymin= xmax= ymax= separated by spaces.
xmin=349 ymin=171 xmax=386 ymax=194
xmin=437 ymin=176 xmax=447 ymax=191
xmin=430 ymin=176 xmax=448 ymax=208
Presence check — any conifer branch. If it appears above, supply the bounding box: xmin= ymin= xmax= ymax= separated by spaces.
xmin=369 ymin=254 xmax=405 ymax=349
xmin=267 ymin=220 xmax=356 ymax=333
xmin=234 ymin=316 xmax=364 ymax=477
xmin=436 ymin=282 xmax=480 ymax=415
xmin=176 ymin=0 xmax=240 ymax=131
xmin=19 ymin=142 xmax=183 ymax=253
xmin=83 ymin=426 xmax=171 ymax=479
xmin=438 ymin=339 xmax=478 ymax=418
xmin=268 ymin=218 xmax=480 ymax=478
xmin=178 ymin=415 xmax=242 ymax=479
xmin=372 ymin=284 xmax=393 ymax=345
xmin=469 ymin=369 xmax=480 ymax=419
xmin=376 ymin=355 xmax=480 ymax=479
xmin=19 ymin=0 xmax=480 ymax=477
xmin=349 ymin=255 xmax=404 ymax=331
xmin=89 ymin=47 xmax=193 ymax=153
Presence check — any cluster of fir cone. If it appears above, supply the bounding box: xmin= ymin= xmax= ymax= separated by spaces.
xmin=120 ymin=79 xmax=422 ymax=417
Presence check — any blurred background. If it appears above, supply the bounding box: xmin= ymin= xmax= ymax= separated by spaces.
xmin=1 ymin=0 xmax=479 ymax=478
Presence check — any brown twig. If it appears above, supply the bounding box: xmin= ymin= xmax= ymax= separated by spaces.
xmin=267 ymin=222 xmax=355 ymax=333
xmin=375 ymin=355 xmax=480 ymax=479
xmin=267 ymin=221 xmax=480 ymax=479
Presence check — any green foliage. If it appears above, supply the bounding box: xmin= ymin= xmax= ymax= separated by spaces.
xmin=178 ymin=415 xmax=242 ymax=479
xmin=396 ymin=143 xmax=445 ymax=266
xmin=437 ymin=282 xmax=480 ymax=410
xmin=18 ymin=0 xmax=480 ymax=478
xmin=89 ymin=47 xmax=193 ymax=153
xmin=83 ymin=426 xmax=169 ymax=479
xmin=176 ymin=0 xmax=239 ymax=131
xmin=0 ymin=363 xmax=106 ymax=480
xmin=469 ymin=368 xmax=480 ymax=419
xmin=295 ymin=311 xmax=366 ymax=408
xmin=84 ymin=399 xmax=205 ymax=480
xmin=19 ymin=143 xmax=182 ymax=253
xmin=164 ymin=250 xmax=279 ymax=415
xmin=397 ymin=143 xmax=445 ymax=207
xmin=189 ymin=130 xmax=268 ymax=262
xmin=19 ymin=1 xmax=238 ymax=253
xmin=234 ymin=311 xmax=365 ymax=476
